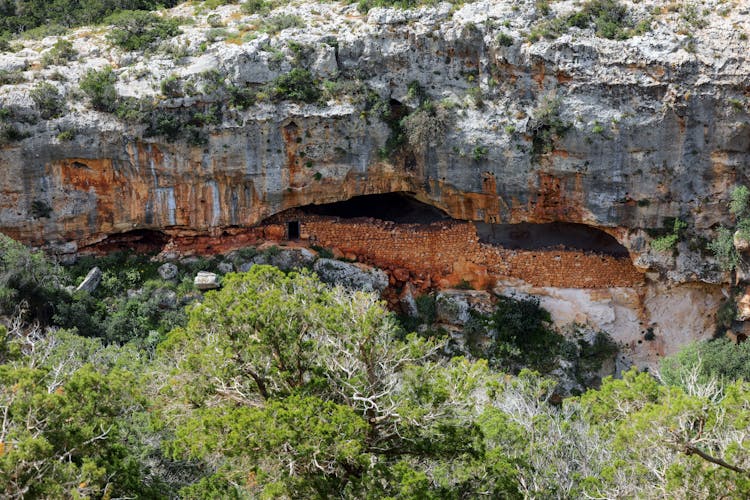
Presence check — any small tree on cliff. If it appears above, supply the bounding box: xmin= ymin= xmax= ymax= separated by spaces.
xmin=708 ymin=185 xmax=750 ymax=273
xmin=80 ymin=66 xmax=118 ymax=112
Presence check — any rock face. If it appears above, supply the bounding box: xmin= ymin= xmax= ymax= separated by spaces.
xmin=0 ymin=0 xmax=746 ymax=287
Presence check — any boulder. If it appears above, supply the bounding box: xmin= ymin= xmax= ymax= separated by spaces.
xmin=313 ymin=259 xmax=388 ymax=293
xmin=217 ymin=261 xmax=234 ymax=274
xmin=194 ymin=271 xmax=220 ymax=290
xmin=158 ymin=263 xmax=179 ymax=281
xmin=268 ymin=247 xmax=316 ymax=271
xmin=76 ymin=267 xmax=102 ymax=293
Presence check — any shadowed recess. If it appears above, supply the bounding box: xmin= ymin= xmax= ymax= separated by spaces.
xmin=476 ymin=222 xmax=629 ymax=256
xmin=301 ymin=192 xmax=450 ymax=224
xmin=84 ymin=229 xmax=169 ymax=254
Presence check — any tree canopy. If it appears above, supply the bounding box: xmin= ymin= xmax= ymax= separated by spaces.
xmin=0 ymin=248 xmax=748 ymax=498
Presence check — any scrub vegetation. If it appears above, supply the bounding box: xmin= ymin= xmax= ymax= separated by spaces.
xmin=1 ymin=233 xmax=749 ymax=498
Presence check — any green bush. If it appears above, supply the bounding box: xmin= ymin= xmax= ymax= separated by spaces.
xmin=105 ymin=10 xmax=181 ymax=51
xmin=660 ymin=338 xmax=750 ymax=387
xmin=529 ymin=95 xmax=570 ymax=158
xmin=260 ymin=14 xmax=304 ymax=34
xmin=0 ymin=234 xmax=68 ymax=323
xmin=0 ymin=123 xmax=26 ymax=144
xmin=531 ymin=0 xmax=650 ymax=41
xmin=401 ymin=101 xmax=449 ymax=149
xmin=462 ymin=295 xmax=565 ymax=373
xmin=41 ymin=38 xmax=77 ymax=67
xmin=241 ymin=0 xmax=271 ymax=15
xmin=707 ymin=185 xmax=750 ymax=271
xmin=80 ymin=66 xmax=118 ymax=112
xmin=56 ymin=128 xmax=75 ymax=141
xmin=160 ymin=74 xmax=183 ymax=98
xmin=0 ymin=69 xmax=25 ymax=85
xmin=651 ymin=218 xmax=687 ymax=253
xmin=270 ymin=68 xmax=320 ymax=103
xmin=29 ymin=82 xmax=65 ymax=119
xmin=0 ymin=1 xmax=181 ymax=41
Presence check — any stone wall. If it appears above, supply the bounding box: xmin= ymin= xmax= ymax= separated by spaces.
xmin=263 ymin=211 xmax=643 ymax=290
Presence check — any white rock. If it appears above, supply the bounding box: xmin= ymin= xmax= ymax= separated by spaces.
xmin=194 ymin=271 xmax=221 ymax=290
xmin=76 ymin=267 xmax=102 ymax=293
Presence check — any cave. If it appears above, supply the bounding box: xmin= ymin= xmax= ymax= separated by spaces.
xmin=300 ymin=192 xmax=450 ymax=224
xmin=475 ymin=222 xmax=629 ymax=257
xmin=85 ymin=229 xmax=170 ymax=254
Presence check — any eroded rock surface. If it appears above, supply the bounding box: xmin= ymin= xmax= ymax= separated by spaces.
xmin=0 ymin=0 xmax=745 ymax=287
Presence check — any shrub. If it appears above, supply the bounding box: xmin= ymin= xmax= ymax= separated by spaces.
xmin=0 ymin=69 xmax=25 ymax=85
xmin=227 ymin=84 xmax=256 ymax=109
xmin=30 ymin=82 xmax=65 ymax=119
xmin=651 ymin=218 xmax=687 ymax=253
xmin=660 ymin=338 xmax=750 ymax=387
xmin=56 ymin=129 xmax=75 ymax=141
xmin=529 ymin=95 xmax=570 ymax=158
xmin=708 ymin=226 xmax=739 ymax=271
xmin=401 ymin=101 xmax=449 ymax=149
xmin=270 ymin=68 xmax=320 ymax=103
xmin=241 ymin=0 xmax=270 ymax=15
xmin=730 ymin=184 xmax=750 ymax=217
xmin=708 ymin=185 xmax=750 ymax=271
xmin=144 ymin=106 xmax=218 ymax=145
xmin=532 ymin=0 xmax=649 ymax=41
xmin=80 ymin=66 xmax=118 ymax=112
xmin=0 ymin=234 xmax=67 ymax=323
xmin=260 ymin=14 xmax=304 ymax=34
xmin=496 ymin=32 xmax=514 ymax=47
xmin=114 ymin=96 xmax=152 ymax=122
xmin=41 ymin=38 xmax=77 ymax=67
xmin=0 ymin=123 xmax=26 ymax=145
xmin=465 ymin=295 xmax=565 ymax=373
xmin=472 ymin=145 xmax=489 ymax=161
xmin=160 ymin=74 xmax=183 ymax=98
xmin=309 ymin=245 xmax=334 ymax=259
xmin=105 ymin=10 xmax=181 ymax=51
xmin=0 ymin=1 xmax=182 ymax=41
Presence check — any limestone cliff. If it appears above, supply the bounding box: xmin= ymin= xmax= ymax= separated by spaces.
xmin=0 ymin=0 xmax=748 ymax=287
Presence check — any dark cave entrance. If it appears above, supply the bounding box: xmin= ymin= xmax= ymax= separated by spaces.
xmin=300 ymin=192 xmax=450 ymax=224
xmin=85 ymin=229 xmax=170 ymax=254
xmin=475 ymin=221 xmax=629 ymax=257
xmin=287 ymin=221 xmax=300 ymax=240
xmin=297 ymin=194 xmax=628 ymax=256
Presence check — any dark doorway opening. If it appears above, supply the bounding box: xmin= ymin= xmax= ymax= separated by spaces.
xmin=287 ymin=221 xmax=300 ymax=240
xmin=475 ymin=221 xmax=629 ymax=257
xmin=301 ymin=192 xmax=449 ymax=224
